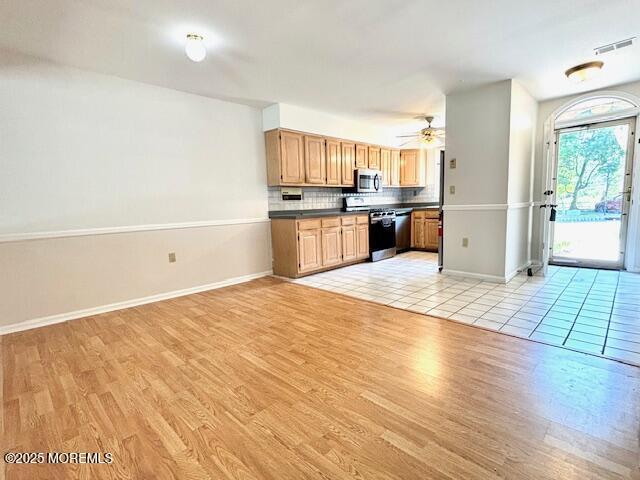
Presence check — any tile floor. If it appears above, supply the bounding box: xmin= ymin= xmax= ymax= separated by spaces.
xmin=292 ymin=251 xmax=640 ymax=366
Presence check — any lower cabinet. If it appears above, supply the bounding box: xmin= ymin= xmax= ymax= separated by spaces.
xmin=321 ymin=218 xmax=342 ymax=267
xmin=341 ymin=218 xmax=358 ymax=262
xmin=425 ymin=218 xmax=438 ymax=249
xmin=297 ymin=220 xmax=323 ymax=273
xmin=411 ymin=209 xmax=438 ymax=251
xmin=271 ymin=215 xmax=369 ymax=278
xmin=356 ymin=218 xmax=369 ymax=259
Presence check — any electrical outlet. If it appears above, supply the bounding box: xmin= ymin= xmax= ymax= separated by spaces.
xmin=168 ymin=252 xmax=176 ymax=263
xmin=449 ymin=158 xmax=457 ymax=169
xmin=449 ymin=185 xmax=456 ymax=195
xmin=462 ymin=238 xmax=469 ymax=247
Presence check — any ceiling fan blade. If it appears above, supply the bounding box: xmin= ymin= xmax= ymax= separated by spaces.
xmin=396 ymin=134 xmax=420 ymax=138
xmin=400 ymin=140 xmax=415 ymax=146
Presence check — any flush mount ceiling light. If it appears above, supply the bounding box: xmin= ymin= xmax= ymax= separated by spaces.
xmin=185 ymin=34 xmax=206 ymax=62
xmin=565 ymin=61 xmax=604 ymax=83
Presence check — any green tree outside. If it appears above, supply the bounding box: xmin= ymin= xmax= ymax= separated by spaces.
xmin=556 ymin=126 xmax=626 ymax=212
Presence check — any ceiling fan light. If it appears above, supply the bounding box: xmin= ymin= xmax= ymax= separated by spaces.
xmin=565 ymin=61 xmax=603 ymax=83
xmin=185 ymin=34 xmax=206 ymax=62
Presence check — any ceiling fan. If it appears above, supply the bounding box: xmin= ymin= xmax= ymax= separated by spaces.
xmin=397 ymin=115 xmax=445 ymax=147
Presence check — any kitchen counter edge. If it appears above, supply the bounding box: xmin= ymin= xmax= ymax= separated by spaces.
xmin=268 ymin=203 xmax=439 ymax=219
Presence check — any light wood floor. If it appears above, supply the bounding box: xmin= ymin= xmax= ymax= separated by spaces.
xmin=2 ymin=277 xmax=639 ymax=479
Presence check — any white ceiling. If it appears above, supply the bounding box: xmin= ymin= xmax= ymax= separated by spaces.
xmin=1 ymin=0 xmax=640 ymax=127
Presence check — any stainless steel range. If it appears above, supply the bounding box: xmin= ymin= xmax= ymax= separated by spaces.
xmin=344 ymin=197 xmax=397 ymax=262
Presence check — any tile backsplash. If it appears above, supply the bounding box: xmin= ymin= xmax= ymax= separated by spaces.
xmin=268 ymin=184 xmax=438 ymax=211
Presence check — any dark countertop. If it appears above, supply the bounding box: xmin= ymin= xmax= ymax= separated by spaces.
xmin=268 ymin=202 xmax=439 ymax=219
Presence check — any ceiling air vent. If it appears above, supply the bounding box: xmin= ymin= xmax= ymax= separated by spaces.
xmin=595 ymin=37 xmax=635 ymax=55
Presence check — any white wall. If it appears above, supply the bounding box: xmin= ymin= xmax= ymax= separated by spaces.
xmin=505 ymin=81 xmax=537 ymax=277
xmin=530 ymin=80 xmax=640 ymax=269
xmin=443 ymin=80 xmax=537 ymax=281
xmin=0 ymin=53 xmax=272 ymax=331
xmin=443 ymin=81 xmax=512 ymax=206
xmin=1 ymin=55 xmax=268 ymax=234
xmin=262 ymin=103 xmax=397 ymax=146
xmin=443 ymin=81 xmax=511 ymax=280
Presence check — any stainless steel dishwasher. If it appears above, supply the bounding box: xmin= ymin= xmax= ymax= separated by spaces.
xmin=395 ymin=209 xmax=411 ymax=253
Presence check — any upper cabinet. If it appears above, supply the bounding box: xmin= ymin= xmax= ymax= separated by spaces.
xmin=340 ymin=142 xmax=356 ymax=186
xmin=355 ymin=144 xmax=368 ymax=169
xmin=325 ymin=138 xmax=342 ymax=186
xmin=368 ymin=146 xmax=381 ymax=170
xmin=265 ymin=128 xmax=424 ymax=188
xmin=400 ymin=149 xmax=424 ymax=187
xmin=266 ymin=129 xmax=305 ymax=185
xmin=380 ymin=148 xmax=391 ymax=185
xmin=390 ymin=149 xmax=401 ymax=186
xmin=341 ymin=142 xmax=356 ymax=186
xmin=304 ymin=134 xmax=326 ymax=184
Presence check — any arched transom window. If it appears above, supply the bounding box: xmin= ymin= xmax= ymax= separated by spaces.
xmin=556 ymin=97 xmax=636 ymax=123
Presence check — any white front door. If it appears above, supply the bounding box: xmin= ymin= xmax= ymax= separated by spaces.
xmin=548 ymin=118 xmax=635 ymax=269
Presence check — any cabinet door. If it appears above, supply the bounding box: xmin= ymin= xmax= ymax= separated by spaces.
xmin=390 ymin=149 xmax=401 ymax=186
xmin=342 ymin=225 xmax=357 ymax=262
xmin=400 ymin=149 xmax=419 ymax=186
xmin=356 ymin=223 xmax=369 ymax=259
xmin=298 ymin=228 xmax=322 ymax=272
xmin=368 ymin=146 xmax=381 ymax=170
xmin=304 ymin=135 xmax=326 ymax=184
xmin=341 ymin=142 xmax=355 ymax=186
xmin=326 ymin=138 xmax=342 ymax=185
xmin=355 ymin=144 xmax=368 ymax=169
xmin=380 ymin=148 xmax=391 ymax=186
xmin=321 ymin=227 xmax=342 ymax=267
xmin=411 ymin=217 xmax=425 ymax=248
xmin=426 ymin=219 xmax=439 ymax=249
xmin=280 ymin=131 xmax=305 ymax=184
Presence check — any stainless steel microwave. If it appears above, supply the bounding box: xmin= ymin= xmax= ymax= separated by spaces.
xmin=355 ymin=168 xmax=382 ymax=193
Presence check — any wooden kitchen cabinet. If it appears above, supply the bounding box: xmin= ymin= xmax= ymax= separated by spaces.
xmin=266 ymin=128 xmax=422 ymax=188
xmin=411 ymin=210 xmax=438 ymax=251
xmin=266 ymin=129 xmax=306 ymax=185
xmin=297 ymin=221 xmax=322 ymax=272
xmin=321 ymin=218 xmax=342 ymax=267
xmin=326 ymin=138 xmax=342 ymax=185
xmin=411 ymin=211 xmax=425 ymax=248
xmin=425 ymin=218 xmax=439 ymax=249
xmin=400 ymin=149 xmax=421 ymax=186
xmin=368 ymin=146 xmax=381 ymax=170
xmin=321 ymin=227 xmax=342 ymax=266
xmin=356 ymin=215 xmax=369 ymax=259
xmin=341 ymin=216 xmax=357 ymax=262
xmin=380 ymin=148 xmax=390 ymax=185
xmin=341 ymin=142 xmax=356 ymax=186
xmin=355 ymin=144 xmax=368 ymax=169
xmin=342 ymin=226 xmax=358 ymax=262
xmin=271 ymin=215 xmax=369 ymax=277
xmin=390 ymin=149 xmax=401 ymax=186
xmin=304 ymin=134 xmax=326 ymax=184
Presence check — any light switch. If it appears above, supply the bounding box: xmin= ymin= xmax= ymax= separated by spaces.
xmin=462 ymin=238 xmax=469 ymax=247
xmin=449 ymin=158 xmax=457 ymax=169
xmin=168 ymin=252 xmax=176 ymax=263
xmin=449 ymin=185 xmax=456 ymax=195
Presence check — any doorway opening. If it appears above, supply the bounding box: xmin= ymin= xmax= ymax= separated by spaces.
xmin=550 ymin=116 xmax=635 ymax=268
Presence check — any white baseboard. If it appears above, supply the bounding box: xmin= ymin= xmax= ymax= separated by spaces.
xmin=0 ymin=270 xmax=272 ymax=336
xmin=441 ymin=269 xmax=506 ymax=283
xmin=505 ymin=261 xmax=533 ymax=283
